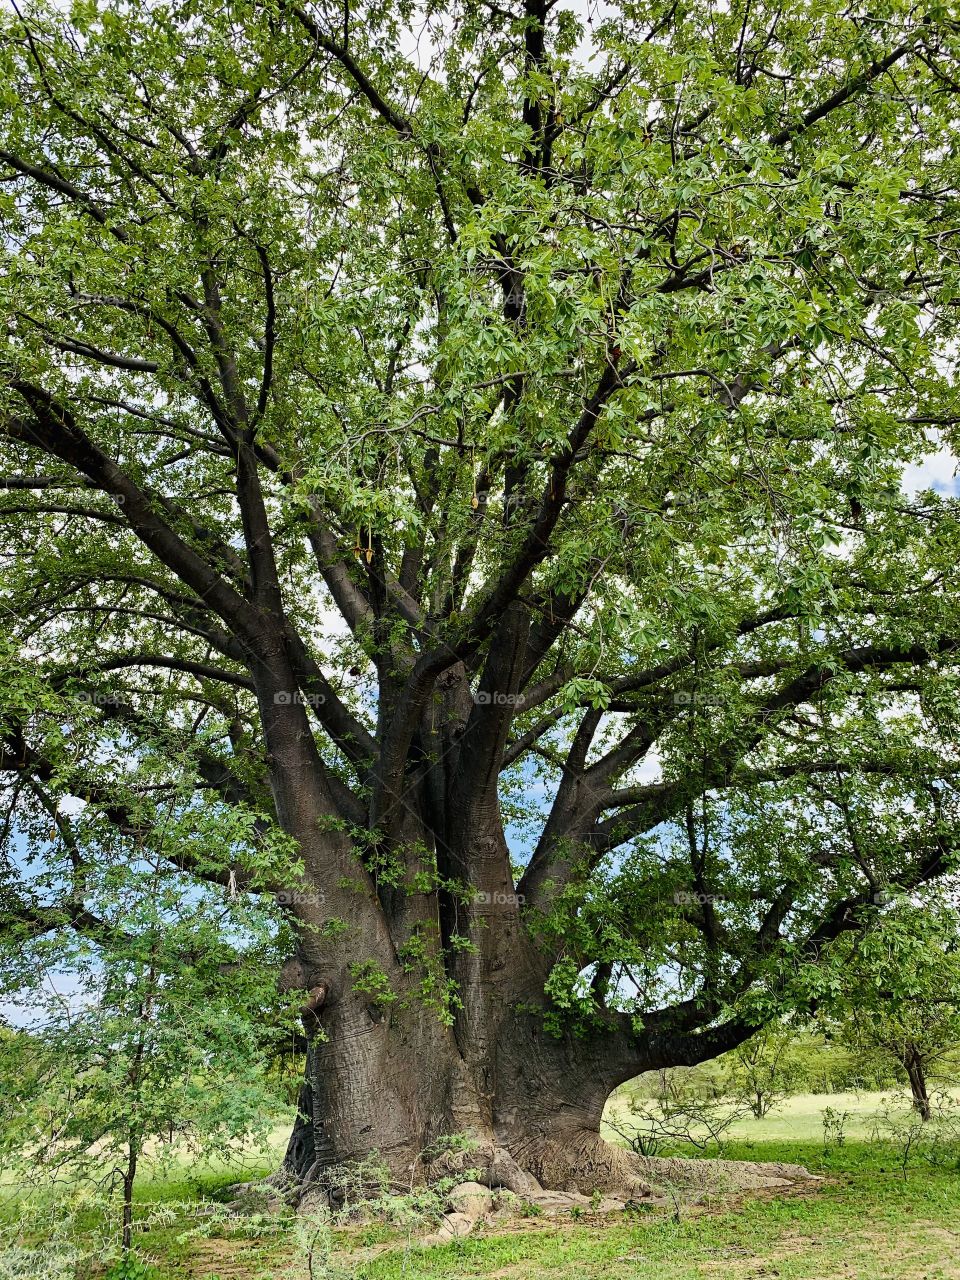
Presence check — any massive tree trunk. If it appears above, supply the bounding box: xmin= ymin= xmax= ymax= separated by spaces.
xmin=264 ymin=614 xmax=657 ymax=1199
xmin=278 ymin=947 xmax=651 ymax=1199
xmin=264 ymin=608 xmax=772 ymax=1202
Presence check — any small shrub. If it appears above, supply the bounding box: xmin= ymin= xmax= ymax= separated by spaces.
xmin=822 ymin=1106 xmax=851 ymax=1150
xmin=871 ymin=1090 xmax=960 ymax=1178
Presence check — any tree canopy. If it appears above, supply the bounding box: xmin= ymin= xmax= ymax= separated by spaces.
xmin=1 ymin=0 xmax=960 ymax=1190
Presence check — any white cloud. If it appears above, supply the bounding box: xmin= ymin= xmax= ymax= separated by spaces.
xmin=900 ymin=437 xmax=960 ymax=497
xmin=634 ymin=746 xmax=662 ymax=785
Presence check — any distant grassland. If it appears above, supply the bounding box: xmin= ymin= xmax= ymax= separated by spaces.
xmin=602 ymin=1087 xmax=960 ymax=1144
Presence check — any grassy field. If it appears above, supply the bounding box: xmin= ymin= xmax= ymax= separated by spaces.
xmin=9 ymin=1094 xmax=960 ymax=1280
xmin=602 ymin=1087 xmax=950 ymax=1143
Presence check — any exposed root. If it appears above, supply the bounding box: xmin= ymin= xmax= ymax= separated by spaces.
xmin=422 ymin=1136 xmax=651 ymax=1243
xmin=506 ymin=1131 xmax=654 ymax=1200
xmin=420 ymin=1135 xmax=819 ymax=1245
xmin=634 ymin=1154 xmax=819 ymax=1193
xmin=261 ymin=1131 xmax=818 ymax=1242
xmin=504 ymin=1132 xmax=818 ymax=1200
xmin=426 ymin=1140 xmax=542 ymax=1197
xmin=423 ymin=1174 xmax=634 ymax=1246
xmin=422 ymin=1181 xmax=494 ymax=1245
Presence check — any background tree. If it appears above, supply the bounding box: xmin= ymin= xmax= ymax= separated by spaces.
xmin=0 ymin=828 xmax=293 ymax=1253
xmin=815 ymin=896 xmax=960 ymax=1121
xmin=725 ymin=1024 xmax=795 ymax=1121
xmin=1 ymin=0 xmax=960 ymax=1198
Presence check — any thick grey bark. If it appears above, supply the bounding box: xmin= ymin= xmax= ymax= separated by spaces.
xmin=278 ymin=1001 xmax=643 ymax=1194
xmin=274 ymin=828 xmax=694 ymax=1199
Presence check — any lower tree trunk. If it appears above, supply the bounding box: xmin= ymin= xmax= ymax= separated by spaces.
xmin=121 ymin=1138 xmax=138 ymax=1250
xmin=272 ymin=790 xmax=657 ymax=1201
xmin=280 ymin=994 xmax=650 ymax=1202
xmin=903 ymin=1045 xmax=932 ymax=1122
xmin=272 ymin=801 xmax=791 ymax=1204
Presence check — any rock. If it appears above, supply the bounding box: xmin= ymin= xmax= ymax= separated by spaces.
xmin=449 ymin=1180 xmax=494 ymax=1220
xmin=422 ymin=1210 xmax=478 ymax=1245
xmin=420 ymin=1182 xmax=496 ymax=1247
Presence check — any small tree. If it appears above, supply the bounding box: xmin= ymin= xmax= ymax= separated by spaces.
xmin=818 ymin=896 xmax=960 ymax=1122
xmin=615 ymin=1066 xmax=753 ymax=1156
xmin=725 ymin=1024 xmax=794 ymax=1120
xmin=0 ymin=844 xmax=295 ymax=1259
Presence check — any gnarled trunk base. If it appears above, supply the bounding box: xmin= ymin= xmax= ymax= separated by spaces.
xmin=276 ymin=993 xmax=816 ymax=1212
xmin=505 ymin=1129 xmax=653 ymax=1199
xmin=279 ymin=1057 xmax=815 ymax=1214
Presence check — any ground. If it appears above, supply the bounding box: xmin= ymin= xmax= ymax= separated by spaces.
xmin=12 ymin=1093 xmax=960 ymax=1279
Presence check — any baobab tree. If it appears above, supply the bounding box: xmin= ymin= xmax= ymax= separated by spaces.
xmin=1 ymin=0 xmax=960 ymax=1197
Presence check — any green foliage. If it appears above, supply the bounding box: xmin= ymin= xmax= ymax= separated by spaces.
xmin=350 ymin=959 xmax=399 ymax=1009
xmin=821 ymin=1106 xmax=852 ymax=1151
xmin=104 ymin=1256 xmax=157 ymax=1280
xmin=724 ymin=1025 xmax=793 ymax=1119
xmin=711 ymin=1028 xmax=900 ymax=1097
xmin=870 ymin=1090 xmax=960 ymax=1176
xmin=617 ymin=1070 xmax=752 ymax=1156
xmin=813 ymin=892 xmax=960 ymax=1102
xmin=0 ymin=0 xmax=960 ymax=1134
xmin=0 ymin=852 xmax=296 ymax=1251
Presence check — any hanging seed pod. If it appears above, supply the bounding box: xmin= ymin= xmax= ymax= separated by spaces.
xmin=365 ymin=526 xmax=373 ymax=564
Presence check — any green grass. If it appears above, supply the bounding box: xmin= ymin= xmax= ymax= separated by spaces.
xmin=8 ymin=1099 xmax=960 ymax=1280
xmin=133 ymin=1140 xmax=960 ymax=1280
